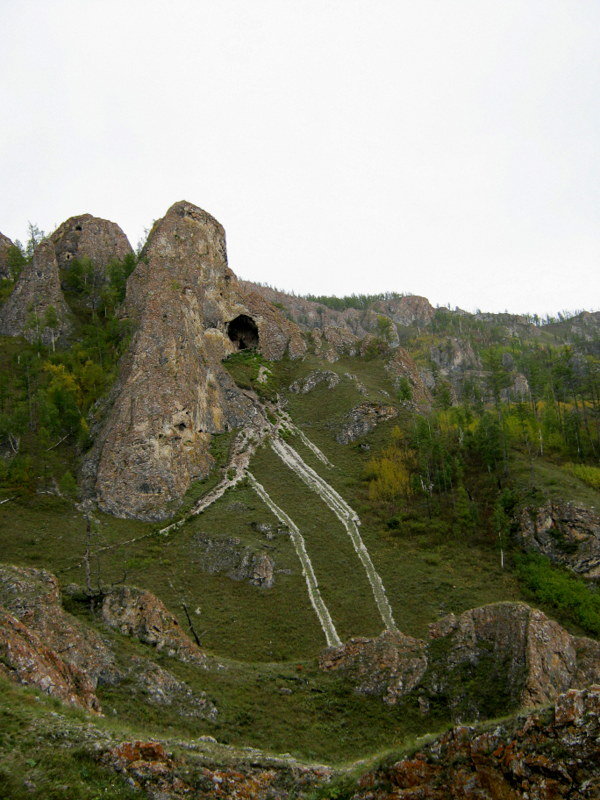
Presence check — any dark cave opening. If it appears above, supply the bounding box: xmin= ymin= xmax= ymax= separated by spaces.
xmin=227 ymin=314 xmax=259 ymax=350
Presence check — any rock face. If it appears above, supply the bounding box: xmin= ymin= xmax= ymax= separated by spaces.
xmin=100 ymin=585 xmax=206 ymax=665
xmin=0 ymin=608 xmax=100 ymax=712
xmin=193 ymin=533 xmax=275 ymax=588
xmin=128 ymin=657 xmax=217 ymax=719
xmin=88 ymin=201 xmax=306 ymax=520
xmin=335 ymin=402 xmax=398 ymax=444
xmin=427 ymin=602 xmax=599 ymax=718
xmin=51 ymin=213 xmax=132 ymax=274
xmin=0 ymin=564 xmax=116 ymax=686
xmin=0 ymin=238 xmax=73 ymax=345
xmin=350 ymin=685 xmax=600 ymax=800
xmin=0 ymin=231 xmax=13 ymax=279
xmin=319 ymin=631 xmax=427 ymax=704
xmin=320 ymin=602 xmax=600 ymax=721
xmin=385 ymin=347 xmax=432 ymax=406
xmin=516 ymin=501 xmax=600 ymax=579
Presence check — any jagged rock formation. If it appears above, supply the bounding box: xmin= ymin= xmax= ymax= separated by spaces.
xmin=0 ymin=231 xmax=13 ymax=279
xmin=335 ymin=402 xmax=398 ymax=444
xmin=127 ymin=657 xmax=217 ymax=719
xmin=101 ymin=585 xmax=206 ymax=665
xmin=241 ymin=280 xmax=435 ymax=337
xmin=319 ymin=631 xmax=427 ymax=704
xmin=192 ymin=532 xmax=275 ymax=588
xmin=87 ymin=200 xmax=306 ymax=520
xmin=0 ymin=238 xmax=73 ymax=345
xmin=320 ymin=602 xmax=600 ymax=720
xmin=516 ymin=501 xmax=600 ymax=579
xmin=0 ymin=213 xmax=133 ymax=342
xmin=349 ymin=685 xmax=600 ymax=800
xmin=0 ymin=564 xmax=116 ymax=686
xmin=385 ymin=346 xmax=432 ymax=406
xmin=0 ymin=608 xmax=101 ymax=712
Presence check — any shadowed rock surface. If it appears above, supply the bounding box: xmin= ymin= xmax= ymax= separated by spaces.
xmin=87 ymin=200 xmax=305 ymax=520
xmin=192 ymin=532 xmax=276 ymax=588
xmin=335 ymin=401 xmax=398 ymax=444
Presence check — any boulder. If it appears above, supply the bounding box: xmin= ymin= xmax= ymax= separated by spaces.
xmin=193 ymin=532 xmax=275 ymax=588
xmin=289 ymin=370 xmax=340 ymax=394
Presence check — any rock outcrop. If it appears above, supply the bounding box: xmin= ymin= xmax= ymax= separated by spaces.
xmin=320 ymin=602 xmax=600 ymax=721
xmin=0 ymin=564 xmax=116 ymax=686
xmin=51 ymin=213 xmax=132 ymax=274
xmin=100 ymin=584 xmax=206 ymax=665
xmin=516 ymin=501 xmax=600 ymax=579
xmin=0 ymin=238 xmax=73 ymax=345
xmin=87 ymin=201 xmax=305 ymax=520
xmin=193 ymin=533 xmax=275 ymax=588
xmin=349 ymin=685 xmax=600 ymax=800
xmin=289 ymin=370 xmax=340 ymax=394
xmin=0 ymin=231 xmax=13 ymax=279
xmin=0 ymin=608 xmax=101 ymax=712
xmin=385 ymin=347 xmax=432 ymax=406
xmin=335 ymin=402 xmax=398 ymax=444
xmin=319 ymin=631 xmax=427 ymax=704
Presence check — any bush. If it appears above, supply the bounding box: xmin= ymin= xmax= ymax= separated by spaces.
xmin=514 ymin=553 xmax=600 ymax=636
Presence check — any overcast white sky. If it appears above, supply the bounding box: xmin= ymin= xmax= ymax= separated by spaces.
xmin=1 ymin=1 xmax=599 ymax=315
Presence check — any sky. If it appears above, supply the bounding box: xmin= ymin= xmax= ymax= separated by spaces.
xmin=1 ymin=0 xmax=599 ymax=316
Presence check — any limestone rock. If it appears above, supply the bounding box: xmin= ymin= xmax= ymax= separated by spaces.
xmin=515 ymin=501 xmax=600 ymax=579
xmin=349 ymin=686 xmax=600 ymax=800
xmin=320 ymin=602 xmax=600 ymax=722
xmin=0 ymin=231 xmax=13 ymax=279
xmin=385 ymin=347 xmax=432 ymax=406
xmin=430 ymin=337 xmax=481 ymax=373
xmin=0 ymin=564 xmax=116 ymax=686
xmin=427 ymin=602 xmax=600 ymax=718
xmin=0 ymin=608 xmax=101 ymax=712
xmin=289 ymin=370 xmax=340 ymax=394
xmin=193 ymin=532 xmax=275 ymax=588
xmin=88 ymin=200 xmax=305 ymax=520
xmin=311 ymin=326 xmax=359 ymax=361
xmin=51 ymin=213 xmax=132 ymax=273
xmin=100 ymin=584 xmax=206 ymax=665
xmin=335 ymin=402 xmax=398 ymax=444
xmin=319 ymin=631 xmax=427 ymax=704
xmin=128 ymin=656 xmax=217 ymax=719
xmin=0 ymin=239 xmax=72 ymax=345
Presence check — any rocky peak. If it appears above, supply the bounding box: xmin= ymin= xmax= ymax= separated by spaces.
xmin=87 ymin=201 xmax=305 ymax=520
xmin=0 ymin=237 xmax=73 ymax=345
xmin=51 ymin=213 xmax=133 ymax=273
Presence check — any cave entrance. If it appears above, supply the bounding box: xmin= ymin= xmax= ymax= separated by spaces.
xmin=227 ymin=314 xmax=259 ymax=350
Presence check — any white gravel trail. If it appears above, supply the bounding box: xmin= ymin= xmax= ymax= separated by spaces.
xmin=247 ymin=472 xmax=342 ymax=647
xmin=270 ymin=437 xmax=398 ymax=632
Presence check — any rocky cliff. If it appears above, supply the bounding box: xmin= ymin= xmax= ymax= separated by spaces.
xmin=0 ymin=213 xmax=133 ymax=343
xmin=0 ymin=231 xmax=13 ymax=279
xmin=0 ymin=238 xmax=73 ymax=345
xmin=87 ymin=201 xmax=306 ymax=520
